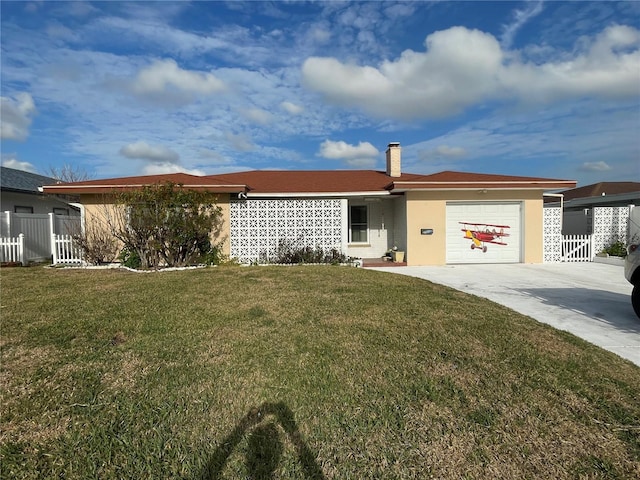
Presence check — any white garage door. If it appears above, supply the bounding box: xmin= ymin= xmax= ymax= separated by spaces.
xmin=446 ymin=203 xmax=521 ymax=264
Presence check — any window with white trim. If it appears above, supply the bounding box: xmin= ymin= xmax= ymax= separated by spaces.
xmin=349 ymin=205 xmax=368 ymax=243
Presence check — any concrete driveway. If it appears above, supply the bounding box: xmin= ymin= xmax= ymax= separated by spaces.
xmin=368 ymin=263 xmax=640 ymax=366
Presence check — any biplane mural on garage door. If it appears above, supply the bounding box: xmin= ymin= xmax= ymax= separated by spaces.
xmin=446 ymin=203 xmax=522 ymax=264
xmin=460 ymin=222 xmax=511 ymax=253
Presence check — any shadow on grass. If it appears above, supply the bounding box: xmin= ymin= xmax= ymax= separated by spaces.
xmin=202 ymin=402 xmax=326 ymax=479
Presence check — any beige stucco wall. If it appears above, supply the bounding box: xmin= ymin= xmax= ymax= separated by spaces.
xmin=404 ymin=189 xmax=544 ymax=266
xmin=216 ymin=195 xmax=231 ymax=257
xmin=79 ymin=193 xmax=232 ymax=258
xmin=80 ymin=194 xmax=120 ymax=239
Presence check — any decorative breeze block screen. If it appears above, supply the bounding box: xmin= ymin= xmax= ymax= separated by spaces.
xmin=592 ymin=207 xmax=629 ymax=255
xmin=230 ymin=199 xmax=343 ymax=263
xmin=543 ymin=207 xmax=562 ymax=263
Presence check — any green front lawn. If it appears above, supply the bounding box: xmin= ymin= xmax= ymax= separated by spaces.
xmin=1 ymin=266 xmax=639 ymax=479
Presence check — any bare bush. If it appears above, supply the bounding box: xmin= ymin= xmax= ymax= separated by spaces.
xmin=69 ymin=220 xmax=118 ymax=265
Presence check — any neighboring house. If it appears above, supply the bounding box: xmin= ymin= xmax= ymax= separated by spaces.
xmin=1 ymin=166 xmax=81 ymax=262
xmin=561 ymin=182 xmax=640 ymax=209
xmin=1 ymin=166 xmax=80 ymax=216
xmin=42 ymin=143 xmax=576 ymax=266
xmin=546 ymin=182 xmax=640 ymax=236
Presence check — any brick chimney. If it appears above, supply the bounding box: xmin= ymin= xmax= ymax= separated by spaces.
xmin=386 ymin=142 xmax=401 ymax=177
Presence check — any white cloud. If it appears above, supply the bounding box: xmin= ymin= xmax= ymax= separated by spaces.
xmin=302 ymin=25 xmax=640 ymax=120
xmin=117 ymin=140 xmax=207 ymax=175
xmin=502 ymin=25 xmax=640 ymax=102
xmin=242 ymin=108 xmax=273 ymax=125
xmin=318 ymin=140 xmax=378 ymax=159
xmin=280 ymin=101 xmax=304 ymax=115
xmin=302 ymin=27 xmax=505 ymax=119
xmin=438 ymin=145 xmax=466 ymax=157
xmin=580 ymin=161 xmax=612 ymax=172
xmin=24 ymin=2 xmax=41 ymax=14
xmin=132 ymin=58 xmax=226 ymax=95
xmin=66 ymin=1 xmax=100 ymax=18
xmin=419 ymin=145 xmax=467 ymax=161
xmin=141 ymin=163 xmax=205 ymax=176
xmin=1 ymin=155 xmax=38 ymax=173
xmin=384 ymin=3 xmax=415 ymax=19
xmin=224 ymin=132 xmax=255 ymax=152
xmin=46 ymin=22 xmax=79 ymax=42
xmin=318 ymin=140 xmax=379 ymax=167
xmin=337 ymin=3 xmax=381 ymax=31
xmin=342 ymin=157 xmax=377 ymax=168
xmin=197 ymin=148 xmax=231 ymax=164
xmin=501 ymin=1 xmax=544 ymax=48
xmin=0 ymin=92 xmax=36 ymax=141
xmin=309 ymin=27 xmax=331 ymax=44
xmin=119 ymin=141 xmax=180 ymax=163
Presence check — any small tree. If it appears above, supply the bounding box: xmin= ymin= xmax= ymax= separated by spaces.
xmin=47 ymin=164 xmax=91 ymax=183
xmin=104 ymin=182 xmax=224 ymax=269
xmin=47 ymin=164 xmax=92 ymax=204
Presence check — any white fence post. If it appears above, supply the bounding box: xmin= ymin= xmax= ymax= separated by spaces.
xmin=18 ymin=233 xmax=25 ymax=266
xmin=51 ymin=233 xmax=58 ymax=264
xmin=3 ymin=211 xmax=11 ymax=237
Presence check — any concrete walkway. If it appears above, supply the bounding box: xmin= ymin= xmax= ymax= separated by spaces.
xmin=368 ymin=263 xmax=640 ymax=367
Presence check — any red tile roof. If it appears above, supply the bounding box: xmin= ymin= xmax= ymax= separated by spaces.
xmin=42 ymin=169 xmax=576 ymax=195
xmin=390 ymin=171 xmax=575 ymax=191
xmin=203 ymin=170 xmax=407 ymax=193
xmin=42 ymin=172 xmax=247 ymax=195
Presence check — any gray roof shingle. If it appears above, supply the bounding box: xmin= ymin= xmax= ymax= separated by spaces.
xmin=1 ymin=167 xmax=58 ymax=194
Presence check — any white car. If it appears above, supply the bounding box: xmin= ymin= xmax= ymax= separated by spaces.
xmin=624 ymin=242 xmax=640 ymax=319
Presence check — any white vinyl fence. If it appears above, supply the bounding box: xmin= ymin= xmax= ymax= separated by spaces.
xmin=0 ymin=211 xmax=82 ymax=265
xmin=0 ymin=234 xmax=26 ymax=265
xmin=52 ymin=234 xmax=83 ymax=265
xmin=562 ymin=234 xmax=593 ymax=262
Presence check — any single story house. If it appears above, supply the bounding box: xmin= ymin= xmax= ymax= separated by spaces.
xmin=559 ymin=182 xmax=640 ymax=210
xmin=1 ymin=166 xmax=81 ymax=262
xmin=42 ymin=143 xmax=576 ymax=266
xmin=1 ymin=166 xmax=80 ymax=216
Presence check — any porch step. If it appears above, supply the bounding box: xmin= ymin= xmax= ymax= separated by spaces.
xmin=362 ymin=258 xmax=406 ymax=267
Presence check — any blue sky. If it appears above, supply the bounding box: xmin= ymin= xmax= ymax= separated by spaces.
xmin=1 ymin=1 xmax=639 ymax=186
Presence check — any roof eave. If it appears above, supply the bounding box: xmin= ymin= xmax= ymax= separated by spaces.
xmin=1 ymin=186 xmax=46 ymax=195
xmin=563 ymin=192 xmax=640 ymax=207
xmin=245 ymin=191 xmax=391 ymax=198
xmin=390 ymin=181 xmax=576 ymax=192
xmin=42 ymin=184 xmax=248 ymax=195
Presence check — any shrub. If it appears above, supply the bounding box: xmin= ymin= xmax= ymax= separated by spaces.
xmin=197 ymin=240 xmax=225 ymax=266
xmin=118 ymin=246 xmax=142 ymax=269
xmin=269 ymin=237 xmax=350 ymax=265
xmin=602 ymin=238 xmax=627 ymax=258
